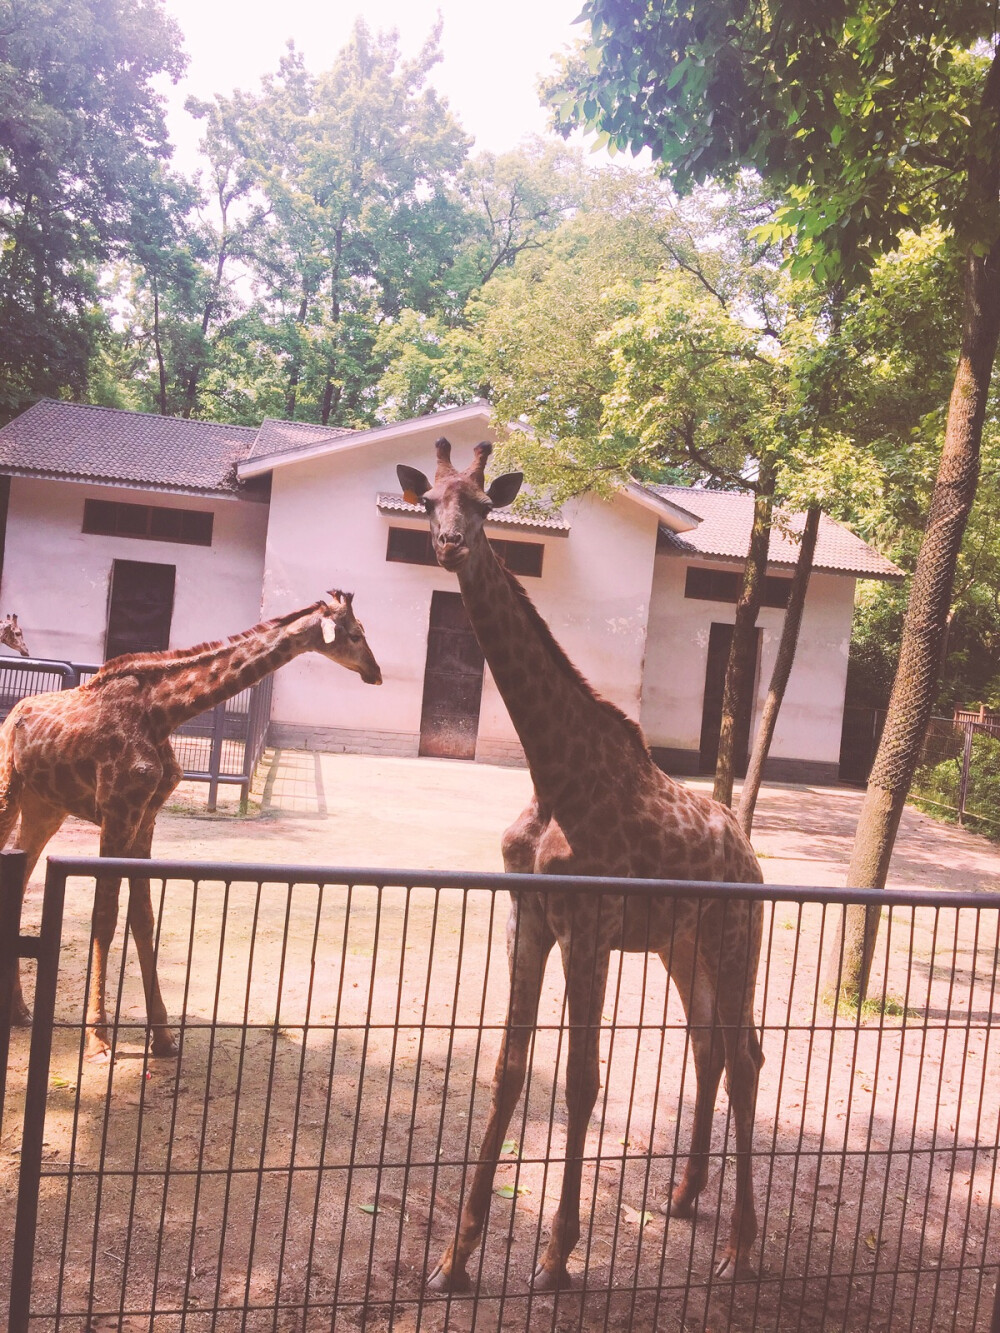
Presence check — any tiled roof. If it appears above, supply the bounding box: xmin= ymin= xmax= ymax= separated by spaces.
xmin=377 ymin=493 xmax=571 ymax=533
xmin=245 ymin=418 xmax=354 ymax=463
xmin=646 ymin=484 xmax=902 ymax=580
xmin=0 ymin=400 xmax=258 ymax=496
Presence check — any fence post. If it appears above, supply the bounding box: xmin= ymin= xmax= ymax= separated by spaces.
xmin=0 ymin=849 xmax=27 ymax=1139
xmin=957 ymin=721 xmax=975 ymax=826
xmin=207 ymin=700 xmax=226 ymax=813
xmin=8 ymin=858 xmax=67 ymax=1333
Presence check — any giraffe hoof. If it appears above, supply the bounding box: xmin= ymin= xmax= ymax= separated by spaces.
xmin=531 ymin=1260 xmax=572 ymax=1292
xmin=426 ymin=1262 xmax=471 ymax=1294
xmin=663 ymin=1187 xmax=698 ymax=1219
xmin=713 ymin=1248 xmax=756 ymax=1281
xmin=151 ymin=1032 xmax=178 ymax=1058
xmin=11 ymin=1004 xmax=32 ymax=1028
xmin=84 ymin=1042 xmax=112 ymax=1065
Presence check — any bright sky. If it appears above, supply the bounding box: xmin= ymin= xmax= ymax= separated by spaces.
xmin=159 ymin=0 xmax=587 ymax=169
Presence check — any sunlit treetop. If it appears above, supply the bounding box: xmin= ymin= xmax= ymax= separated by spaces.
xmin=547 ymin=0 xmax=1000 ymax=286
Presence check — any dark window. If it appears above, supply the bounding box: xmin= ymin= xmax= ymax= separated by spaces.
xmin=386 ymin=526 xmax=436 ymax=566
xmin=684 ymin=566 xmax=792 ymax=609
xmin=386 ymin=526 xmax=544 ymax=577
xmin=83 ymin=499 xmax=214 ymax=547
xmin=491 ymin=538 xmax=544 ymax=578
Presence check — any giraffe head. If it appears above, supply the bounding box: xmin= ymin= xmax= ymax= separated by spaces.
xmin=0 ymin=614 xmax=28 ymax=657
xmin=316 ymin=591 xmax=382 ymax=685
xmin=397 ymin=439 xmax=523 ymax=572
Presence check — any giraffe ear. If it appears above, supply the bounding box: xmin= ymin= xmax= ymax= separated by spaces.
xmin=397 ymin=465 xmax=431 ymax=504
xmin=321 ymin=618 xmax=338 ymax=644
xmin=487 ymin=472 xmax=523 ymax=509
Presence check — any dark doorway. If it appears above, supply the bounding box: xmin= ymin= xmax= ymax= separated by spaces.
xmin=698 ymin=621 xmax=763 ymax=776
xmin=105 ymin=559 xmax=176 ymax=661
xmin=418 ymin=591 xmax=485 ymax=760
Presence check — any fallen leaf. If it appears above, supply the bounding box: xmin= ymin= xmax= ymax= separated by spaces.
xmin=501 ymin=1138 xmax=519 ymax=1156
xmin=358 ymin=1203 xmax=380 ymax=1215
xmin=494 ymin=1183 xmax=529 ymax=1199
xmin=621 ymin=1205 xmax=655 ymax=1228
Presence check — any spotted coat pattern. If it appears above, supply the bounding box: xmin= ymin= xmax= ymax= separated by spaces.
xmin=398 ymin=441 xmax=765 ymax=1291
xmin=0 ymin=594 xmax=380 ymax=1060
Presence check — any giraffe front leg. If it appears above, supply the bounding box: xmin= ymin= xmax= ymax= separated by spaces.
xmin=428 ymin=896 xmax=555 ymax=1293
xmin=531 ymin=940 xmax=610 ymax=1292
xmin=126 ymin=821 xmax=176 ymax=1057
xmin=9 ymin=798 xmax=65 ymax=1027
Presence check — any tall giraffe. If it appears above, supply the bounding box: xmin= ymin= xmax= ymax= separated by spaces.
xmin=0 ymin=592 xmax=381 ymax=1061
xmin=0 ymin=614 xmax=28 ymax=656
xmin=397 ymin=441 xmax=764 ymax=1289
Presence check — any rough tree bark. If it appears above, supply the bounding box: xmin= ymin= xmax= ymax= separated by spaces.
xmin=823 ymin=243 xmax=1000 ymax=1002
xmin=713 ymin=468 xmax=775 ymax=807
xmin=738 ymin=503 xmax=820 ymax=836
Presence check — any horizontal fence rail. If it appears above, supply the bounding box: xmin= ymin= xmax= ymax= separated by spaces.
xmin=0 ymin=662 xmax=273 ymax=810
xmin=2 ymin=858 xmax=999 ymax=1332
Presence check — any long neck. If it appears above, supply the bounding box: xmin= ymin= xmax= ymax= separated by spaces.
xmin=457 ymin=540 xmax=652 ymax=808
xmin=102 ymin=617 xmax=315 ymax=732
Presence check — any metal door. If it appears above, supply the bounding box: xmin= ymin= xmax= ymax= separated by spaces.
xmin=418 ymin=591 xmax=484 ymax=759
xmin=105 ymin=559 xmax=175 ymax=660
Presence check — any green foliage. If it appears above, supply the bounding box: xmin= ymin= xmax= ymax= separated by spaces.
xmin=912 ymin=733 xmax=1000 ymax=829
xmin=550 ymin=0 xmax=999 ymax=288
xmin=0 ymin=0 xmax=185 ymax=418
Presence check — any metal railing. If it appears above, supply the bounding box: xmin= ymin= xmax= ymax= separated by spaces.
xmin=1 ymin=854 xmax=998 ymax=1331
xmin=0 ymin=658 xmax=273 ymax=811
xmin=840 ymin=706 xmax=1000 ymax=831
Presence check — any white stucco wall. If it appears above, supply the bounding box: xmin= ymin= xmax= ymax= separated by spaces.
xmin=259 ymin=426 xmax=660 ymax=759
xmin=1 ymin=477 xmax=269 ymax=663
xmin=640 ymin=554 xmax=855 ymax=770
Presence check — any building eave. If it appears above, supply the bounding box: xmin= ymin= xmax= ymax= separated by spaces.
xmin=0 ymin=466 xmax=259 ymax=503
xmin=377 ymin=492 xmax=570 ymax=534
xmin=624 ymin=480 xmax=701 ymax=533
xmin=237 ymin=401 xmax=494 ymax=479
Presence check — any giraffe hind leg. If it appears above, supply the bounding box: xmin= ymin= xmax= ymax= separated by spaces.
xmin=659 ymin=938 xmax=727 ymax=1219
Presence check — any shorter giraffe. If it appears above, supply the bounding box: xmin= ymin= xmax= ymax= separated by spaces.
xmin=0 ymin=614 xmax=28 ymax=657
xmin=0 ymin=591 xmax=381 ymax=1060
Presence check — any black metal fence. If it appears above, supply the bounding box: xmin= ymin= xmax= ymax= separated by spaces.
xmin=840 ymin=707 xmax=1000 ymax=831
xmin=0 ymin=659 xmax=273 ymax=811
xmin=1 ymin=853 xmax=998 ymax=1331
xmin=912 ymin=715 xmax=1000 ymax=832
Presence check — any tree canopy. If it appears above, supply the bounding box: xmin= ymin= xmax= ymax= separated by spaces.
xmin=0 ymin=0 xmax=185 ymax=417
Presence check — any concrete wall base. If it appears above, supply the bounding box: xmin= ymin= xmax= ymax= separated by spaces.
xmin=650 ymin=747 xmax=840 ymax=787
xmin=268 ymin=723 xmax=529 ymax=768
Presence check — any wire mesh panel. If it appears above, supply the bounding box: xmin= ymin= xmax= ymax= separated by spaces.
xmin=2 ymin=860 xmax=999 ymax=1332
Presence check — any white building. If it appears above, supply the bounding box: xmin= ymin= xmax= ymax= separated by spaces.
xmin=0 ymin=399 xmax=900 ymax=784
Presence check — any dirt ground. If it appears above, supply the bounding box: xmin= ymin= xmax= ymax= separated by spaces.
xmin=3 ymin=751 xmax=1000 ymax=1332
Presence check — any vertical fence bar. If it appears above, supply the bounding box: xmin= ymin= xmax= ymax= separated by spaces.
xmin=958 ymin=721 xmax=975 ymax=825
xmin=206 ymin=701 xmax=226 ymax=812
xmin=0 ymin=849 xmax=27 ymax=1138
xmin=8 ymin=859 xmax=67 ymax=1333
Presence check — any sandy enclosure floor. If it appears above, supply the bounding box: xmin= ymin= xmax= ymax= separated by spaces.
xmin=2 ymin=752 xmax=1000 ymax=1332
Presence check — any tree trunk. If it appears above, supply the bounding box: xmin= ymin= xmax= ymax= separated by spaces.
xmin=152 ymin=278 xmax=169 ymax=416
xmin=713 ymin=469 xmax=775 ymax=807
xmin=738 ymin=503 xmax=820 ymax=836
xmin=284 ymin=288 xmax=311 ymax=419
xmin=823 ymin=243 xmax=1000 ymax=1003
xmin=182 ymin=228 xmax=229 ymax=420
xmin=320 ymin=216 xmax=346 ymax=427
